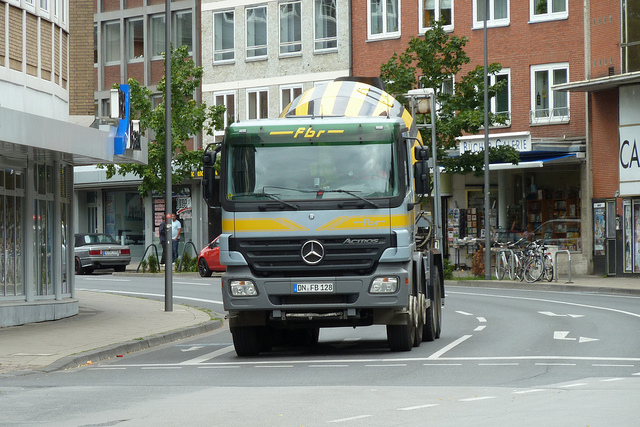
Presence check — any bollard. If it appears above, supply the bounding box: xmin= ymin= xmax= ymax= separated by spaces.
xmin=554 ymin=249 xmax=572 ymax=284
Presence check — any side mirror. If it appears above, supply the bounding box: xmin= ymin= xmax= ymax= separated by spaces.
xmin=203 ymin=145 xmax=221 ymax=206
xmin=414 ymin=146 xmax=430 ymax=196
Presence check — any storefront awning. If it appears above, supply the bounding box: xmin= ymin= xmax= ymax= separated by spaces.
xmin=489 ymin=152 xmax=585 ymax=170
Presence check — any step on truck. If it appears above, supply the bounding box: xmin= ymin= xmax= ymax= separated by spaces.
xmin=203 ymin=79 xmax=444 ymax=356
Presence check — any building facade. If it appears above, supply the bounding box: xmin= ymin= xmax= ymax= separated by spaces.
xmin=77 ymin=0 xmax=206 ymax=263
xmin=0 ymin=0 xmax=145 ymax=326
xmin=351 ymin=0 xmax=593 ymax=274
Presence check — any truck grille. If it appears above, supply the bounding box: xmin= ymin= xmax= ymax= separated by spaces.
xmin=230 ymin=235 xmax=394 ymax=277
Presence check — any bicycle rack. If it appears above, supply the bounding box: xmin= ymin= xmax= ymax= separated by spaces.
xmin=554 ymin=250 xmax=573 ymax=284
xmin=495 ymin=248 xmax=515 ymax=280
xmin=177 ymin=240 xmax=199 ymax=272
xmin=137 ymin=244 xmax=160 ymax=273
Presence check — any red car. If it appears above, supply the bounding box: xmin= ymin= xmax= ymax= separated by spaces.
xmin=198 ymin=236 xmax=226 ymax=277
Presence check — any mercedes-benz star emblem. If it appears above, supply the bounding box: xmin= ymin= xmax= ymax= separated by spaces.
xmin=301 ymin=240 xmax=324 ymax=265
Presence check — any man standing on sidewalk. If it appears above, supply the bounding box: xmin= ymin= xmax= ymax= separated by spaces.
xmin=159 ymin=218 xmax=167 ymax=265
xmin=171 ymin=213 xmax=182 ymax=263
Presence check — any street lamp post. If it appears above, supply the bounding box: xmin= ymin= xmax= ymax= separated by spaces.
xmin=483 ymin=0 xmax=492 ymax=280
xmin=164 ymin=0 xmax=173 ymax=311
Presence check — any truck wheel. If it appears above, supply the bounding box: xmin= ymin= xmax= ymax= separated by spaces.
xmin=423 ymin=267 xmax=442 ymax=341
xmin=387 ymin=296 xmax=416 ymax=352
xmin=413 ymin=292 xmax=425 ymax=347
xmin=231 ymin=326 xmax=262 ymax=356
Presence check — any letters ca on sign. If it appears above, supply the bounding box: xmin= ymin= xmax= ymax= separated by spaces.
xmin=619 ymin=126 xmax=640 ymax=183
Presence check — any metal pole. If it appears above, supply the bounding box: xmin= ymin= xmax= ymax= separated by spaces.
xmin=483 ymin=0 xmax=491 ymax=280
xmin=164 ymin=0 xmax=173 ymax=311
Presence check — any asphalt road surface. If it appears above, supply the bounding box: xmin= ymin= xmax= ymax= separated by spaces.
xmin=1 ymin=274 xmax=638 ymax=426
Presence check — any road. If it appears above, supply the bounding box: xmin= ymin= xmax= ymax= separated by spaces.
xmin=1 ymin=274 xmax=639 ymax=426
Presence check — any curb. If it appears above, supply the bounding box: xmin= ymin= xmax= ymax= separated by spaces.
xmin=40 ymin=319 xmax=224 ymax=373
xmin=445 ymin=280 xmax=640 ymax=296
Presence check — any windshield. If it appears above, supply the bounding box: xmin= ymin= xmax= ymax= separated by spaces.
xmin=226 ymin=141 xmax=399 ymax=202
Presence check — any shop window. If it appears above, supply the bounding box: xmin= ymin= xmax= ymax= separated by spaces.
xmin=527 ymin=187 xmax=581 ymax=252
xmin=214 ymin=10 xmax=235 ymax=63
xmin=280 ymin=2 xmax=302 ymax=55
xmin=314 ymin=0 xmax=337 ymax=51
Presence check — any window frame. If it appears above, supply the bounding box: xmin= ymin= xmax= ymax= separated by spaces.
xmin=529 ymin=0 xmax=568 ymax=23
xmin=246 ymin=5 xmax=268 ymax=61
xmin=175 ymin=10 xmax=193 ymax=55
xmin=126 ymin=17 xmax=144 ymax=63
xmin=103 ymin=20 xmax=121 ymax=65
xmin=472 ymin=0 xmax=510 ymax=29
xmin=280 ymin=84 xmax=303 ymax=114
xmin=419 ymin=0 xmax=454 ymax=33
xmin=150 ymin=14 xmax=166 ymax=59
xmin=530 ymin=63 xmax=570 ymax=125
xmin=213 ymin=91 xmax=237 ymax=142
xmin=367 ymin=0 xmax=401 ymax=41
xmin=279 ymin=1 xmax=302 ymax=57
xmin=314 ymin=0 xmax=338 ymax=53
xmin=490 ymin=68 xmax=511 ymax=127
xmin=246 ymin=88 xmax=269 ymax=120
xmin=213 ymin=10 xmax=235 ymax=64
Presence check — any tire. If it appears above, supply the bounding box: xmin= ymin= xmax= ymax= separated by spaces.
xmin=387 ymin=292 xmax=416 ymax=351
xmin=75 ymin=257 xmax=84 ymax=275
xmin=423 ymin=267 xmax=442 ymax=341
xmin=198 ymin=258 xmax=212 ymax=277
xmin=495 ymin=252 xmax=507 ymax=280
xmin=231 ymin=326 xmax=262 ymax=357
xmin=524 ymin=258 xmax=544 ymax=283
xmin=543 ymin=255 xmax=554 ymax=282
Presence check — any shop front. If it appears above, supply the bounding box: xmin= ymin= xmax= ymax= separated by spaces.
xmin=447 ymin=132 xmax=587 ymax=274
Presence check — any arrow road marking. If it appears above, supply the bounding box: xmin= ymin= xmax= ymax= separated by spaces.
xmin=180 ymin=346 xmax=205 ymax=352
xmin=554 ymin=331 xmax=599 ymax=343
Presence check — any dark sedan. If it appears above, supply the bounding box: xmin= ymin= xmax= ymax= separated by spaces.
xmin=74 ymin=233 xmax=131 ymax=274
xmin=197 ymin=236 xmax=226 ymax=277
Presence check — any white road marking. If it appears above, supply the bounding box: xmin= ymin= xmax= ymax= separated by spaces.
xmin=554 ymin=331 xmax=576 ymax=341
xmin=83 ymin=278 xmax=132 ymax=282
xmin=180 ymin=346 xmax=205 ymax=352
xmin=427 ymin=335 xmax=473 ymax=359
xmin=479 ymin=363 xmax=519 ymax=366
xmin=535 ymin=363 xmax=576 ymax=366
xmin=398 ymin=404 xmax=439 ymax=411
xmin=141 ymin=367 xmax=182 ymax=370
xmin=538 ymin=311 xmax=584 ymax=318
xmin=365 ymin=364 xmax=407 ymax=367
xmin=456 ymin=311 xmax=474 ymax=316
xmin=76 ymin=289 xmax=224 ymax=306
xmin=600 ymin=377 xmax=626 ymax=382
xmin=513 ymin=389 xmax=544 ymax=394
xmin=561 ymin=383 xmax=587 ymax=388
xmin=328 ymin=415 xmax=372 ymax=423
xmin=459 ymin=396 xmax=496 ymax=402
xmin=594 ymin=364 xmax=634 ymax=368
xmin=474 ymin=326 xmax=486 ymax=331
xmin=476 ymin=317 xmax=487 ymax=323
xmin=175 ymin=281 xmax=215 ymax=286
xmin=309 ymin=365 xmax=349 ymax=368
xmin=579 ymin=336 xmax=600 ymax=343
xmin=179 ymin=345 xmax=236 ymax=365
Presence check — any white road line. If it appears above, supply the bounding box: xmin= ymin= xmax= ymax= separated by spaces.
xmin=423 ymin=363 xmax=463 ymax=366
xmin=513 ymin=389 xmax=544 ymax=395
xmin=459 ymin=396 xmax=496 ymax=402
xmin=88 ymin=367 xmax=127 ymax=370
xmin=593 ymin=364 xmax=635 ymax=367
xmin=197 ymin=366 xmax=240 ymax=369
xmin=141 ymin=367 xmax=182 ymax=370
xmin=255 ymin=365 xmax=294 ymax=368
xmin=77 ymin=289 xmax=224 ymax=306
xmin=535 ymin=363 xmax=576 ymax=366
xmin=561 ymin=383 xmax=587 ymax=388
xmin=479 ymin=363 xmax=519 ymax=366
xmin=179 ymin=345 xmax=237 ymax=365
xmin=474 ymin=326 xmax=486 ymax=331
xmin=456 ymin=311 xmax=474 ymax=316
xmin=365 ymin=364 xmax=407 ymax=367
xmin=427 ymin=335 xmax=473 ymax=359
xmin=600 ymin=378 xmax=626 ymax=382
xmin=398 ymin=404 xmax=439 ymax=411
xmin=175 ymin=281 xmax=215 ymax=286
xmin=309 ymin=365 xmax=349 ymax=368
xmin=476 ymin=317 xmax=487 ymax=323
xmin=328 ymin=415 xmax=372 ymax=423
xmin=82 ymin=278 xmax=131 ymax=282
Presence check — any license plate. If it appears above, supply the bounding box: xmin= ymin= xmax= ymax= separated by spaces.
xmin=103 ymin=250 xmax=119 ymax=256
xmin=293 ymin=283 xmax=334 ymax=293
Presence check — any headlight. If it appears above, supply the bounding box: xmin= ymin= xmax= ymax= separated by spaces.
xmin=369 ymin=277 xmax=398 ymax=294
xmin=229 ymin=280 xmax=258 ymax=296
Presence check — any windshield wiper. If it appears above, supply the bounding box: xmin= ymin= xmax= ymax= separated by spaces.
xmin=234 ymin=192 xmax=299 ymax=210
xmin=323 ymin=189 xmax=379 ymax=208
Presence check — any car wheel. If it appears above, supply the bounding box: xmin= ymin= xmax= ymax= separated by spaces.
xmin=75 ymin=257 xmax=84 ymax=275
xmin=198 ymin=258 xmax=212 ymax=277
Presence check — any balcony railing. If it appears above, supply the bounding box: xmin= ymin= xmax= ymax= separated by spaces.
xmin=529 ymin=107 xmax=570 ymax=125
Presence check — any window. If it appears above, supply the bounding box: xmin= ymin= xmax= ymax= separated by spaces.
xmin=473 ymin=0 xmax=508 ymax=28
xmin=314 ymin=0 xmax=337 ymax=51
xmin=530 ymin=0 xmax=567 ymax=22
xmin=104 ymin=21 xmax=120 ymax=64
xmin=419 ymin=0 xmax=453 ymax=32
xmin=280 ymin=84 xmax=303 ymax=113
xmin=368 ymin=0 xmax=400 ymax=40
xmin=280 ymin=2 xmax=302 ymax=55
xmin=150 ymin=14 xmax=165 ymax=58
xmin=94 ymin=24 xmax=98 ymax=65
xmin=40 ymin=0 xmax=48 ymax=12
xmin=214 ymin=11 xmax=235 ymax=63
xmin=530 ymin=63 xmax=569 ymax=124
xmin=491 ymin=70 xmax=511 ymax=126
xmin=126 ymin=18 xmax=144 ymax=62
xmin=246 ymin=6 xmax=268 ymax=59
xmin=247 ymin=88 xmax=269 ymax=120
xmin=214 ymin=91 xmax=236 ymax=142
xmin=622 ymin=1 xmax=640 ymax=72
xmin=176 ymin=11 xmax=193 ymax=53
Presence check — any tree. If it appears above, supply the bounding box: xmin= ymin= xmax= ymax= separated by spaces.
xmin=100 ymin=45 xmax=225 ymax=195
xmin=380 ymin=20 xmax=518 ymax=176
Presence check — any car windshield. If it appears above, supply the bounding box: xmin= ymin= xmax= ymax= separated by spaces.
xmin=226 ymin=141 xmax=399 ymax=201
xmin=80 ymin=234 xmax=118 ymax=245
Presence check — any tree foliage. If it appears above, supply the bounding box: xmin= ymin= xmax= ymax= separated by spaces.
xmin=100 ymin=45 xmax=225 ymax=195
xmin=380 ymin=20 xmax=518 ymax=176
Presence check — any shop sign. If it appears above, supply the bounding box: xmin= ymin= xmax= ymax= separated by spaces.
xmin=458 ymin=132 xmax=532 ymax=154
xmin=619 ymin=125 xmax=640 ymax=196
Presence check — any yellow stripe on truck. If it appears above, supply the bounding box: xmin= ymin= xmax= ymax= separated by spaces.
xmin=224 ymin=218 xmax=309 ymax=233
xmin=316 ymin=215 xmax=411 ymax=231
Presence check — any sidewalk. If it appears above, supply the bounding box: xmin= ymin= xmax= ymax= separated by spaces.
xmin=0 ymin=290 xmax=223 ymax=376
